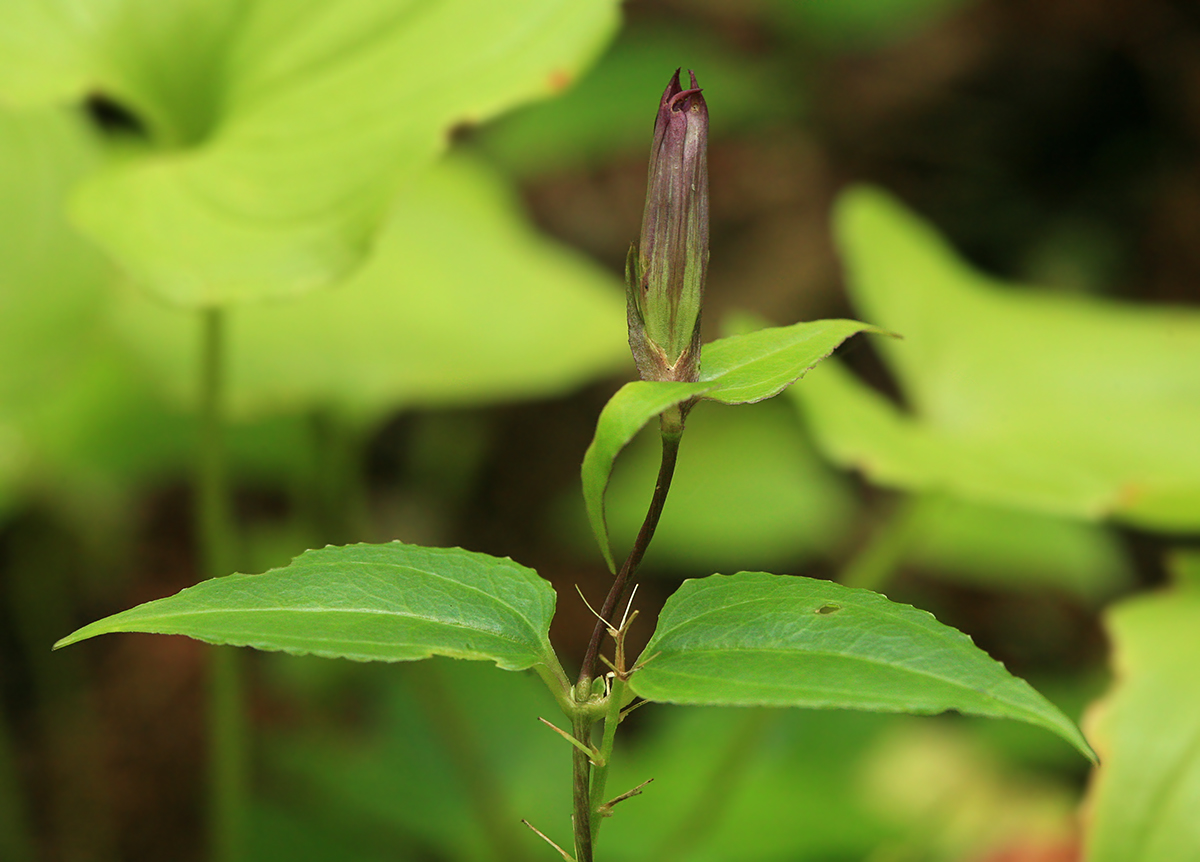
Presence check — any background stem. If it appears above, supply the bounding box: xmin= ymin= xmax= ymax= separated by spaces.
xmin=656 ymin=708 xmax=774 ymax=862
xmin=839 ymin=496 xmax=920 ymax=592
xmin=0 ymin=711 xmax=33 ymax=862
xmin=197 ymin=309 xmax=247 ymax=862
xmin=408 ymin=662 xmax=523 ymax=862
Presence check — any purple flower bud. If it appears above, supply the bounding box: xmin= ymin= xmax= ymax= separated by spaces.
xmin=627 ymin=69 xmax=709 ymax=383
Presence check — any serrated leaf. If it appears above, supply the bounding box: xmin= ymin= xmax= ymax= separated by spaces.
xmin=629 ymin=572 xmax=1094 ymax=761
xmin=1083 ymin=588 xmax=1200 ymax=861
xmin=795 ymin=187 xmax=1200 ymax=531
xmin=55 ymin=542 xmax=565 ymax=679
xmin=582 ymin=319 xmax=876 ymax=571
xmin=1 ymin=0 xmax=620 ymax=306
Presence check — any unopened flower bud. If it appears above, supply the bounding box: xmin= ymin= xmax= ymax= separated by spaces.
xmin=627 ymin=69 xmax=709 ymax=383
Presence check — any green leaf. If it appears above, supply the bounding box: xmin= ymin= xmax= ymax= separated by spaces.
xmin=602 ymin=708 xmax=895 ymax=860
xmin=0 ymin=104 xmax=108 ymax=516
xmin=795 ymin=187 xmax=1200 ymax=531
xmin=477 ymin=21 xmax=801 ymax=177
xmin=108 ymin=155 xmax=627 ymax=420
xmin=767 ymin=0 xmax=976 ymax=49
xmin=901 ymin=494 xmax=1132 ymax=601
xmin=700 ymin=318 xmax=884 ymax=405
xmin=582 ymin=319 xmax=877 ymax=571
xmin=1 ymin=0 xmax=620 ymax=306
xmin=54 ymin=542 xmax=565 ymax=677
xmin=0 ymin=106 xmax=109 ymax=411
xmin=268 ymin=659 xmax=569 ymax=860
xmin=1083 ymin=587 xmax=1200 ymax=861
xmin=629 ymin=572 xmax=1095 ymax=761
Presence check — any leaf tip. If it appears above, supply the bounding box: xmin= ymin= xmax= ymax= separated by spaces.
xmin=52 ymin=629 xmax=86 ymax=651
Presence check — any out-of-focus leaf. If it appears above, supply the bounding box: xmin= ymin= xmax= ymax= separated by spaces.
xmin=903 ymin=494 xmax=1132 ymax=601
xmin=603 ymin=707 xmax=895 ymax=861
xmin=602 ymin=400 xmax=857 ymax=573
xmin=0 ymin=0 xmax=621 ymax=306
xmin=1083 ymin=587 xmax=1200 ymax=861
xmin=477 ymin=22 xmax=800 ymax=177
xmin=631 ymin=572 xmax=1095 ymax=761
xmin=249 ymin=802 xmax=385 ymax=862
xmin=860 ymin=720 xmax=1079 ymax=862
xmin=795 ymin=187 xmax=1200 ymax=532
xmin=0 ymin=3 xmax=96 ymax=107
xmin=767 ymin=0 xmax=977 ymax=49
xmin=1169 ymin=549 xmax=1200 ymax=589
xmin=109 ymin=155 xmax=627 ymax=420
xmin=582 ymin=319 xmax=876 ymax=571
xmin=267 ymin=658 xmax=569 ymax=861
xmin=0 ymin=106 xmax=108 ymax=411
xmin=55 ymin=543 xmax=566 ymax=683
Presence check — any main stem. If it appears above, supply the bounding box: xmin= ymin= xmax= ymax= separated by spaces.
xmin=571 ymin=418 xmax=683 ymax=862
xmin=198 ymin=309 xmax=246 ymax=862
xmin=578 ymin=426 xmax=681 ymax=689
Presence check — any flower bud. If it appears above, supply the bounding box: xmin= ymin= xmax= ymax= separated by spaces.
xmin=627 ymin=69 xmax=709 ymax=383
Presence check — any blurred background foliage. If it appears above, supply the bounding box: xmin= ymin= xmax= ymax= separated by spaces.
xmin=1 ymin=0 xmax=1199 ymax=860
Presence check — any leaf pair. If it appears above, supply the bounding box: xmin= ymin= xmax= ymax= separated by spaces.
xmin=55 ymin=541 xmax=1095 ymax=761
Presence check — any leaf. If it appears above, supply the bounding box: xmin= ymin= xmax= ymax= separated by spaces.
xmin=478 ymin=21 xmax=801 ymax=177
xmin=767 ymin=0 xmax=975 ymax=49
xmin=107 ymin=155 xmax=627 ymax=420
xmin=582 ymin=319 xmax=877 ymax=571
xmin=629 ymin=572 xmax=1095 ymax=761
xmin=1083 ymin=587 xmax=1200 ymax=862
xmin=0 ymin=0 xmax=621 ymax=306
xmin=794 ymin=187 xmax=1200 ymax=531
xmin=0 ymin=106 xmax=109 ymax=411
xmin=268 ymin=659 xmax=569 ymax=860
xmin=901 ymin=494 xmax=1132 ymax=601
xmin=601 ymin=707 xmax=895 ymax=860
xmin=55 ymin=542 xmax=565 ymax=678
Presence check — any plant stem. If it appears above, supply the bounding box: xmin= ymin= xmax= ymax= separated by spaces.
xmin=571 ymin=712 xmax=595 ymax=862
xmin=839 ymin=495 xmax=920 ymax=592
xmin=197 ymin=309 xmax=246 ymax=862
xmin=570 ymin=412 xmax=684 ymax=861
xmin=578 ymin=425 xmax=681 ymax=689
xmin=587 ymin=676 xmax=625 ymax=842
